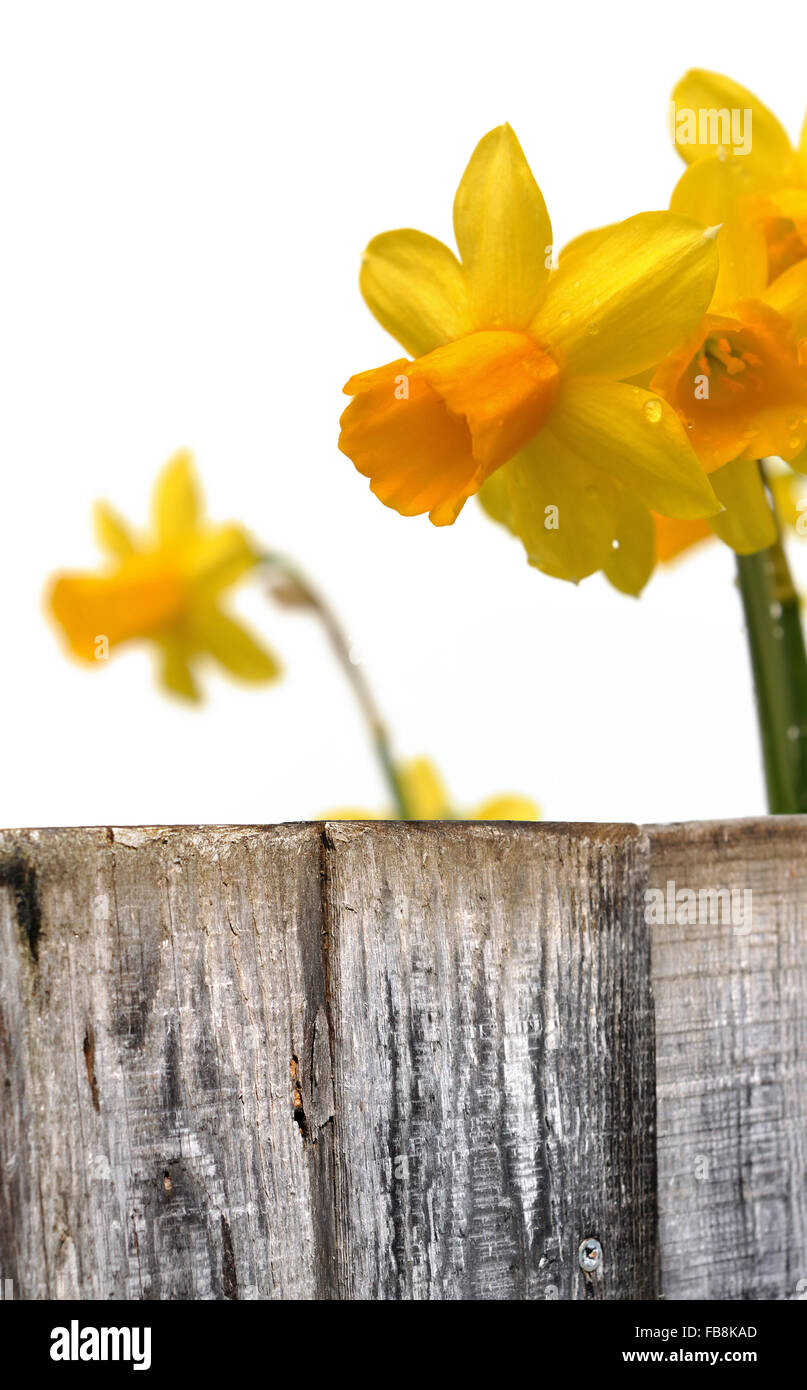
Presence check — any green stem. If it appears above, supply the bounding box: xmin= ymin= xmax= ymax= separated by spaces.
xmin=260 ymin=552 xmax=412 ymax=818
xmin=735 ymin=463 xmax=807 ymax=813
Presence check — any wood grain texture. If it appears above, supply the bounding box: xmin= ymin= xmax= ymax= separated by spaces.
xmin=0 ymin=825 xmax=333 ymax=1300
xmin=2 ymin=818 xmax=805 ymax=1301
xmin=0 ymin=822 xmax=657 ymax=1301
xmin=650 ymin=817 xmax=807 ymax=1302
xmin=323 ymin=822 xmax=656 ymax=1300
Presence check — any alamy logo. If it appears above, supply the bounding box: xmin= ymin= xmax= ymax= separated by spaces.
xmin=50 ymin=1320 xmax=151 ymax=1371
xmin=671 ymin=103 xmax=753 ymax=157
xmin=644 ymin=880 xmax=752 ymax=932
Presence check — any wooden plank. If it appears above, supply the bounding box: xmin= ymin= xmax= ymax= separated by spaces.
xmin=0 ymin=822 xmax=657 ymax=1300
xmin=650 ymin=817 xmax=807 ymax=1301
xmin=5 ymin=818 xmax=806 ymax=1302
xmin=0 ymin=825 xmax=333 ymax=1299
xmin=322 ymin=822 xmax=657 ymax=1300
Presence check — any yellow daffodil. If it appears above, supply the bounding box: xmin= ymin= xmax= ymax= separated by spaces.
xmin=339 ymin=124 xmax=723 ymax=592
xmin=325 ymin=756 xmax=539 ymax=821
xmin=560 ymin=219 xmax=807 ymax=555
xmin=648 ymin=294 xmax=807 ymax=554
xmin=670 ymin=69 xmax=807 ymax=297
xmin=48 ymin=451 xmax=280 ymax=702
xmin=645 ymin=73 xmax=807 ymax=555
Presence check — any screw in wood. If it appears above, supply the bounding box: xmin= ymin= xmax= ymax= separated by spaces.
xmin=578 ymin=1237 xmax=603 ymax=1272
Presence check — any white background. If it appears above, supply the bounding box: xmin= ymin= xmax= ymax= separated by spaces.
xmin=1 ymin=0 xmax=805 ymax=827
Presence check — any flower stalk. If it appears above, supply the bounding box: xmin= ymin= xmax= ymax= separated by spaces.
xmin=261 ymin=552 xmax=412 ymax=818
xmin=735 ymin=463 xmax=807 ymax=814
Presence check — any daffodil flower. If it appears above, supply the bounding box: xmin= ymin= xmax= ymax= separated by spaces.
xmin=670 ymin=69 xmax=807 ymax=296
xmin=644 ymin=73 xmax=807 ymax=554
xmin=569 ymin=74 xmax=807 ymax=559
xmin=648 ymin=296 xmax=807 ymax=553
xmin=325 ymin=756 xmax=539 ymax=821
xmin=665 ymin=77 xmax=807 ymax=814
xmin=339 ymin=124 xmax=722 ymax=592
xmin=560 ymin=219 xmax=807 ymax=554
xmin=48 ymin=451 xmax=280 ymax=702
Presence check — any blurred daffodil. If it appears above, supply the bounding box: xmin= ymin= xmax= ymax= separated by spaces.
xmin=339 ymin=124 xmax=722 ymax=591
xmin=48 ymin=451 xmax=280 ymax=702
xmin=325 ymin=757 xmax=539 ymax=821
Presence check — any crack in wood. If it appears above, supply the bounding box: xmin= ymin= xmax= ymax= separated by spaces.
xmin=82 ymin=1025 xmax=101 ymax=1112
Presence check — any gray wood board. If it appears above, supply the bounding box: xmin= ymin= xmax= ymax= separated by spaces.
xmin=1 ymin=817 xmax=805 ymax=1300
xmin=649 ymin=817 xmax=807 ymax=1302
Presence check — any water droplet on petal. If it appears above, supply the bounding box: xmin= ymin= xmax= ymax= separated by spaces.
xmin=643 ymin=398 xmax=663 ymax=424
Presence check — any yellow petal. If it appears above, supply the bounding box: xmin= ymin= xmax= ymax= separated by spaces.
xmin=339 ymin=359 xmax=480 ymax=525
xmin=497 ymin=433 xmax=618 ymax=582
xmin=708 ymin=456 xmax=777 ymax=553
xmin=759 ymin=187 xmax=807 ymax=278
xmin=399 ymin=758 xmax=452 ymax=819
xmin=533 ymin=212 xmax=718 ymax=379
xmin=671 ymin=69 xmax=796 ymax=178
xmin=93 ymin=502 xmax=137 ymax=558
xmin=477 ymin=467 xmax=513 ymax=530
xmin=181 ymin=524 xmax=259 ymax=595
xmin=453 ymin=124 xmax=551 ymax=329
xmin=558 ymin=224 xmax=615 ymax=273
xmin=48 ymin=558 xmax=187 ymax=659
xmin=773 ymin=187 xmax=807 ymax=237
xmin=339 ymin=332 xmax=559 ymax=526
xmin=604 ymin=489 xmax=656 ymax=597
xmin=470 ymin=794 xmax=539 ymax=821
xmin=763 ymin=254 xmax=807 ymax=340
xmin=551 ymin=377 xmax=720 ymax=518
xmin=195 ymin=608 xmax=281 ymax=683
xmin=359 ymin=229 xmax=471 ymax=357
xmin=152 ymin=449 xmax=201 ymax=542
xmin=416 ymin=330 xmax=559 ymax=467
xmin=769 ymin=471 xmax=804 ymax=528
xmin=157 ymin=637 xmax=201 ymax=703
xmin=670 ymin=158 xmax=768 ymax=307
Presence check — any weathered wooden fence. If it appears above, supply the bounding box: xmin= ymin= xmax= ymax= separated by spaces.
xmin=0 ymin=819 xmax=805 ymax=1300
